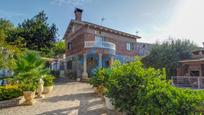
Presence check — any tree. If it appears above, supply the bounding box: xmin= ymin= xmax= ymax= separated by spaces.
xmin=11 ymin=11 xmax=58 ymax=51
xmin=0 ymin=18 xmax=14 ymax=33
xmin=0 ymin=18 xmax=14 ymax=46
xmin=142 ymin=39 xmax=197 ymax=79
xmin=0 ymin=19 xmax=13 ymax=69
xmin=0 ymin=18 xmax=24 ymax=70
xmin=53 ymin=40 xmax=65 ymax=55
xmin=41 ymin=40 xmax=65 ymax=57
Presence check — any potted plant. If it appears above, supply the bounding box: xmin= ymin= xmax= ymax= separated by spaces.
xmin=43 ymin=75 xmax=54 ymax=94
xmin=89 ymin=68 xmax=108 ymax=96
xmin=89 ymin=68 xmax=116 ymax=110
xmin=21 ymin=82 xmax=36 ymax=105
xmin=104 ymin=96 xmax=115 ymax=110
xmin=13 ymin=51 xmax=47 ymax=105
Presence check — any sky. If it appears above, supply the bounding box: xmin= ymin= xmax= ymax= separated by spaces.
xmin=0 ymin=0 xmax=204 ymax=46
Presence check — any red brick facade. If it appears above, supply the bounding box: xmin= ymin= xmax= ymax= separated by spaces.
xmin=65 ymin=23 xmax=140 ymax=57
xmin=63 ymin=8 xmax=142 ymax=79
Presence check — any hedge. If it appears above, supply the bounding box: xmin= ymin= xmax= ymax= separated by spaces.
xmin=0 ymin=85 xmax=22 ymax=101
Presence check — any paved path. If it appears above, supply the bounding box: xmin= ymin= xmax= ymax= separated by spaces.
xmin=0 ymin=79 xmax=117 ymax=115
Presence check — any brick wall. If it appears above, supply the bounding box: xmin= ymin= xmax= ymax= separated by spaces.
xmin=65 ymin=24 xmax=138 ymax=57
xmin=85 ymin=27 xmax=138 ymax=57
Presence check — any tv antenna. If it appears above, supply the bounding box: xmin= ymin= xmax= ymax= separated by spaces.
xmin=135 ymin=31 xmax=139 ymax=36
xmin=101 ymin=17 xmax=106 ymax=26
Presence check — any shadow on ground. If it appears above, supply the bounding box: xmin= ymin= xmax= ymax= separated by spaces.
xmin=38 ymin=92 xmax=114 ymax=115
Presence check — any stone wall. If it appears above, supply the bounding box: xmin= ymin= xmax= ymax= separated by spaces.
xmin=0 ymin=97 xmax=22 ymax=108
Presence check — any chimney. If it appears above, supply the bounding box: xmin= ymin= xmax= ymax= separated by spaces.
xmin=74 ymin=8 xmax=83 ymax=21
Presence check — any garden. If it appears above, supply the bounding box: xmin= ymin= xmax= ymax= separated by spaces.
xmin=0 ymin=51 xmax=55 ymax=107
xmin=0 ymin=11 xmax=59 ymax=107
xmin=89 ymin=58 xmax=204 ymax=114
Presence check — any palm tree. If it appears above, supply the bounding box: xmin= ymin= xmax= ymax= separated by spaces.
xmin=14 ymin=51 xmax=48 ymax=90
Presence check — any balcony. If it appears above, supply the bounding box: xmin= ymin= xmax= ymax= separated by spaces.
xmin=84 ymin=41 xmax=116 ymax=50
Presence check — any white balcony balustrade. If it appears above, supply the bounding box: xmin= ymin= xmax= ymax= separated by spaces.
xmin=84 ymin=41 xmax=116 ymax=50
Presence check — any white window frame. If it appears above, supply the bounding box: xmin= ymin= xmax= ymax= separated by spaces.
xmin=126 ymin=42 xmax=131 ymax=51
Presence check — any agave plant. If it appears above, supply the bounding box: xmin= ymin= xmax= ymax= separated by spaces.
xmin=13 ymin=51 xmax=48 ymax=90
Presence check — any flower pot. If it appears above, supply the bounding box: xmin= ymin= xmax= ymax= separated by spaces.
xmin=76 ymin=78 xmax=81 ymax=82
xmin=93 ymin=87 xmax=97 ymax=93
xmin=43 ymin=86 xmax=53 ymax=94
xmin=23 ymin=91 xmax=35 ymax=105
xmin=104 ymin=96 xmax=115 ymax=110
xmin=96 ymin=85 xmax=105 ymax=96
xmin=115 ymin=108 xmax=127 ymax=115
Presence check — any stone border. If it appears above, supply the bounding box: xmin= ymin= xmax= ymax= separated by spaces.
xmin=0 ymin=97 xmax=22 ymax=108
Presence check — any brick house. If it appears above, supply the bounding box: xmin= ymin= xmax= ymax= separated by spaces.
xmin=172 ymin=47 xmax=204 ymax=88
xmin=63 ymin=8 xmax=141 ymax=80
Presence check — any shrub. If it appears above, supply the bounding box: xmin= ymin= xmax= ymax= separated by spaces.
xmin=13 ymin=51 xmax=48 ymax=91
xmin=89 ymin=68 xmax=112 ymax=87
xmin=105 ymin=58 xmax=204 ymax=114
xmin=0 ymin=85 xmax=22 ymax=101
xmin=43 ymin=75 xmax=55 ymax=86
xmin=20 ymin=83 xmax=36 ymax=91
xmin=89 ymin=68 xmax=112 ymax=95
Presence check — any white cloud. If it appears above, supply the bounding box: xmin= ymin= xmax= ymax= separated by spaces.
xmin=0 ymin=10 xmax=25 ymax=18
xmin=141 ymin=0 xmax=204 ymax=47
xmin=167 ymin=0 xmax=204 ymax=46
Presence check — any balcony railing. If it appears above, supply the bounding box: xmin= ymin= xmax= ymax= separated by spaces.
xmin=84 ymin=41 xmax=116 ymax=50
xmin=172 ymin=76 xmax=204 ymax=89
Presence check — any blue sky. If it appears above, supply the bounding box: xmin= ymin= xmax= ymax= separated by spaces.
xmin=0 ymin=0 xmax=204 ymax=46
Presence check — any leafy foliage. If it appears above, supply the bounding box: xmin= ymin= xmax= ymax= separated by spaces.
xmin=0 ymin=18 xmax=24 ymax=70
xmin=41 ymin=40 xmax=65 ymax=57
xmin=13 ymin=51 xmax=48 ymax=91
xmin=142 ymin=39 xmax=197 ymax=79
xmin=7 ymin=11 xmax=58 ymax=51
xmin=0 ymin=18 xmax=14 ymax=34
xmin=92 ymin=58 xmax=204 ymax=114
xmin=89 ymin=68 xmax=111 ymax=88
xmin=43 ymin=75 xmax=55 ymax=86
xmin=0 ymin=85 xmax=22 ymax=101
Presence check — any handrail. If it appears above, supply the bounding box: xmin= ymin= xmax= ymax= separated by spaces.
xmin=84 ymin=41 xmax=116 ymax=50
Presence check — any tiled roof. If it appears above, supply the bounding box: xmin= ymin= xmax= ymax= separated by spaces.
xmin=64 ymin=20 xmax=141 ymax=39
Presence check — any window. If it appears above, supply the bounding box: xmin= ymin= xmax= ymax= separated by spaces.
xmin=190 ymin=71 xmax=200 ymax=76
xmin=95 ymin=30 xmax=101 ymax=35
xmin=193 ymin=51 xmax=199 ymax=55
xmin=68 ymin=42 xmax=72 ymax=50
xmin=95 ymin=35 xmax=104 ymax=42
xmin=67 ymin=61 xmax=72 ymax=69
xmin=126 ymin=42 xmax=134 ymax=51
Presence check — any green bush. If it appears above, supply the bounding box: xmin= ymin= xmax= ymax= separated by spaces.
xmin=0 ymin=85 xmax=22 ymax=101
xmin=99 ymin=58 xmax=204 ymax=114
xmin=20 ymin=83 xmax=36 ymax=91
xmin=43 ymin=75 xmax=55 ymax=86
xmin=13 ymin=51 xmax=48 ymax=91
xmin=89 ymin=68 xmax=111 ymax=88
